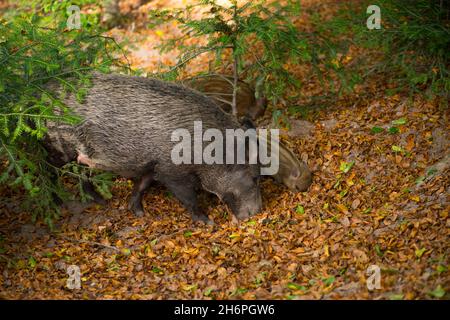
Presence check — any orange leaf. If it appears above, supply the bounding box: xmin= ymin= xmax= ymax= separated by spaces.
xmin=336 ymin=204 xmax=349 ymax=214
xmin=406 ymin=135 xmax=415 ymax=151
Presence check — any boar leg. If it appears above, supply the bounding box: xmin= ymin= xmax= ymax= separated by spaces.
xmin=46 ymin=157 xmax=105 ymax=207
xmin=81 ymin=180 xmax=107 ymax=205
xmin=128 ymin=172 xmax=154 ymax=217
xmin=163 ymin=178 xmax=210 ymax=224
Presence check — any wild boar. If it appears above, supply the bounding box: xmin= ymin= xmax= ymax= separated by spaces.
xmin=44 ymin=72 xmax=262 ymax=223
xmin=257 ymin=131 xmax=312 ymax=192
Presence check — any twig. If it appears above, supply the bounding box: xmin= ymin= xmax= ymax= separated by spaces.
xmin=58 ymin=235 xmax=121 ymax=253
xmin=231 ymin=3 xmax=239 ymax=117
xmin=232 ymin=57 xmax=239 ymax=117
xmin=0 ymin=254 xmax=13 ymax=263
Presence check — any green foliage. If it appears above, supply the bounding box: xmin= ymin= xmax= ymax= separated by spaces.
xmin=428 ymin=285 xmax=446 ymax=298
xmin=295 ymin=204 xmax=305 ymax=215
xmin=149 ymin=0 xmax=313 ymax=117
xmin=0 ymin=0 xmax=126 ymax=226
xmin=318 ymin=0 xmax=450 ymax=101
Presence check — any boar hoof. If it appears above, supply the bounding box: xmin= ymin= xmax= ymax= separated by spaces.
xmin=191 ymin=213 xmax=212 ymax=225
xmin=131 ymin=208 xmax=144 ymax=218
xmin=93 ymin=196 xmax=107 ymax=206
xmin=132 ymin=208 xmax=145 ymax=217
xmin=128 ymin=202 xmax=145 ymax=217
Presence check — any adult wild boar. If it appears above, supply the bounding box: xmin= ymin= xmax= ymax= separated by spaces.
xmin=44 ymin=73 xmax=262 ymax=223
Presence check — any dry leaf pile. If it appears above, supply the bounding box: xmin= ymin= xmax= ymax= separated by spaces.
xmin=0 ymin=0 xmax=448 ymax=300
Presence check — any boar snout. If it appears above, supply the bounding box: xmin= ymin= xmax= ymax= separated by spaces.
xmin=235 ymin=202 xmax=261 ymax=220
xmin=221 ymin=179 xmax=262 ymax=220
xmin=234 ymin=188 xmax=262 ymax=220
xmin=293 ymin=164 xmax=313 ymax=192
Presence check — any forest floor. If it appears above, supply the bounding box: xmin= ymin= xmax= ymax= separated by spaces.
xmin=0 ymin=0 xmax=448 ymax=299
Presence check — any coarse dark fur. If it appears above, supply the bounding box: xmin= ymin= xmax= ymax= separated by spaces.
xmin=44 ymin=72 xmax=262 ymax=222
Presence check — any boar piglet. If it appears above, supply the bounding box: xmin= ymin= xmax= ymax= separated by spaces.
xmin=257 ymin=131 xmax=312 ymax=192
xmin=181 ymin=74 xmax=266 ymax=120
